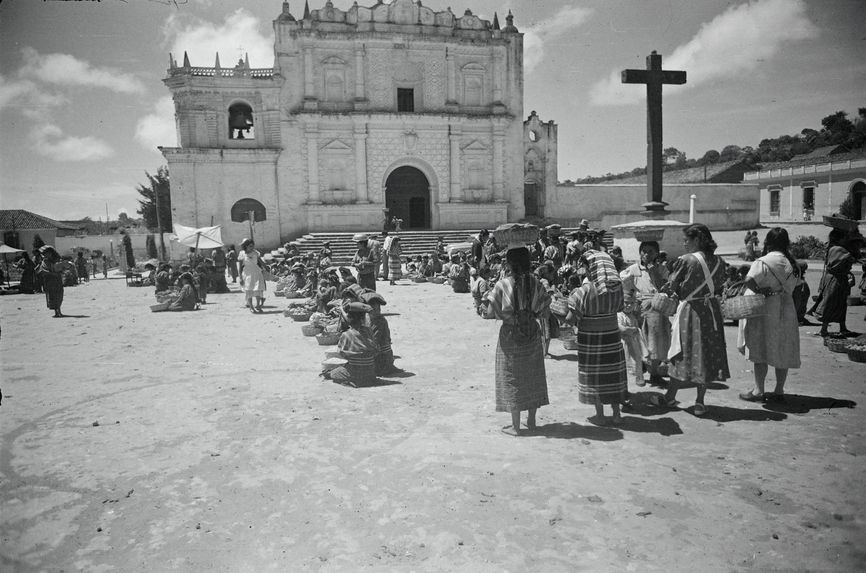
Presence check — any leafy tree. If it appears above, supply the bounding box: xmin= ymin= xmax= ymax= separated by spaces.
xmin=698 ymin=149 xmax=720 ymax=165
xmin=136 ymin=166 xmax=172 ymax=232
xmin=719 ymin=145 xmax=742 ymax=162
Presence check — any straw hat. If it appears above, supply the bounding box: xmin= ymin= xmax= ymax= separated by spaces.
xmin=352 ymin=233 xmax=368 ymax=242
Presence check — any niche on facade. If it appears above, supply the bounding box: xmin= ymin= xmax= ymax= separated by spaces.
xmin=228 ymin=102 xmax=255 ymax=140
xmin=230 ymin=198 xmax=267 ymax=224
xmin=320 ymin=56 xmax=348 ymax=109
xmin=525 ymin=148 xmax=541 ymax=173
xmin=461 ymin=139 xmax=491 ymax=202
xmin=461 ymin=63 xmax=485 ymax=107
xmin=394 ymin=61 xmax=422 ymax=112
xmin=320 ymin=139 xmax=354 ymax=204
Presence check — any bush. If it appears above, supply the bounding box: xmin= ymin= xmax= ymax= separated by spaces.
xmin=838 ymin=195 xmax=860 ymax=220
xmin=790 ymin=235 xmax=826 ymax=259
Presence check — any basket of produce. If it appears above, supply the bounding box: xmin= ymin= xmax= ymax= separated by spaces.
xmin=412 ymin=276 xmax=427 ymax=283
xmin=150 ymin=302 xmax=171 ymax=312
xmin=825 ymin=337 xmax=852 ymax=353
xmin=847 ymin=344 xmax=866 ymax=363
xmin=321 ymin=357 xmax=347 ymax=372
xmin=323 ymin=322 xmax=341 ymax=334
xmin=274 ymin=290 xmax=286 ymax=297
xmin=650 ymin=293 xmax=678 ymax=317
xmin=301 ymin=324 xmax=323 ymax=337
xmin=316 ymin=332 xmax=341 ymax=346
xmin=822 ymin=215 xmax=860 ymax=232
xmin=284 ymin=290 xmax=305 ymax=299
xmin=287 ymin=309 xmax=313 ymax=322
xmin=430 ymin=276 xmax=446 ymax=284
xmin=722 ymin=294 xmax=767 ymax=320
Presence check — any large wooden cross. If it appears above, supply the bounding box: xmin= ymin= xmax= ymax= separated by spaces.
xmin=622 ymin=51 xmax=686 ymax=214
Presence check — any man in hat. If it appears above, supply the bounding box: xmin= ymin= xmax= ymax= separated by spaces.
xmin=352 ymin=233 xmax=377 ymax=291
xmin=471 ymin=229 xmax=490 ymax=269
xmin=578 ymin=219 xmax=589 ymax=232
xmin=380 ymin=231 xmax=392 ymax=281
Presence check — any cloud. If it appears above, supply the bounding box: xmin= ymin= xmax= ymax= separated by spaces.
xmin=19 ymin=47 xmax=146 ymax=94
xmin=523 ymin=6 xmax=593 ymax=74
xmin=0 ymin=75 xmax=67 ymax=120
xmin=135 ymin=96 xmax=177 ymax=151
xmin=589 ymin=0 xmax=818 ymax=105
xmin=164 ymin=9 xmax=273 ymax=68
xmin=30 ymin=123 xmax=115 ymax=162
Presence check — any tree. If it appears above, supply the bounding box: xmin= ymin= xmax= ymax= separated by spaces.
xmin=136 ymin=166 xmax=172 ymax=233
xmin=719 ymin=144 xmax=743 ymax=162
xmin=698 ymin=149 xmax=720 ymax=166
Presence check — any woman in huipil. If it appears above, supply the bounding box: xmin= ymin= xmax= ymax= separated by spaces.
xmin=323 ymin=302 xmax=379 ymax=388
xmin=238 ymin=238 xmax=267 ymax=313
xmin=566 ymin=250 xmax=628 ymax=425
xmin=485 ymin=246 xmax=551 ymax=436
xmin=738 ymin=227 xmax=801 ymax=403
xmin=661 ymin=223 xmax=729 ymax=417
xmin=35 ymin=246 xmax=64 ymax=317
xmin=386 ymin=235 xmax=403 ymax=285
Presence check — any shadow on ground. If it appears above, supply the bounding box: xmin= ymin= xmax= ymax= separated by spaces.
xmin=532 ymin=422 xmax=623 ymax=441
xmin=763 ymin=394 xmax=856 ymax=414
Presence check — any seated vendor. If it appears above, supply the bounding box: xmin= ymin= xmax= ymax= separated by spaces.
xmin=360 ymin=291 xmax=400 ymax=376
xmin=155 ymin=263 xmax=172 ymax=293
xmin=169 ymin=272 xmax=199 ymax=311
xmin=321 ymin=301 xmax=379 ymax=387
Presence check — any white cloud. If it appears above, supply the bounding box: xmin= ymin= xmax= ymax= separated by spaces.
xmin=523 ymin=6 xmax=593 ymax=74
xmin=165 ymin=9 xmax=273 ymax=68
xmin=30 ymin=123 xmax=115 ymax=162
xmin=135 ymin=96 xmax=177 ymax=151
xmin=589 ymin=0 xmax=818 ymax=106
xmin=19 ymin=47 xmax=146 ymax=94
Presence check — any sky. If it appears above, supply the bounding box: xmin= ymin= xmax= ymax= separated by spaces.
xmin=0 ymin=0 xmax=863 ymax=222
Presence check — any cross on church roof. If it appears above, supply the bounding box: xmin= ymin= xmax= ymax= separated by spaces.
xmin=622 ymin=51 xmax=686 ymax=215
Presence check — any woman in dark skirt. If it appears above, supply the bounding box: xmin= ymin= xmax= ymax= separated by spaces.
xmin=14 ymin=252 xmax=36 ymax=294
xmin=323 ymin=302 xmax=379 ymax=388
xmin=814 ymin=228 xmax=862 ymax=337
xmin=485 ymin=246 xmax=551 ymax=436
xmin=566 ymin=250 xmax=628 ymax=425
xmin=35 ymin=246 xmax=64 ymax=317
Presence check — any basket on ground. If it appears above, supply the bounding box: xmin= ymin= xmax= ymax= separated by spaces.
xmin=284 ymin=290 xmax=304 ymax=299
xmin=561 ymin=332 xmax=579 ymax=351
xmin=324 ymin=349 xmax=342 ymax=359
xmin=722 ymin=294 xmax=767 ymax=320
xmin=316 ymin=332 xmax=341 ymax=346
xmin=150 ymin=302 xmax=171 ymax=312
xmin=847 ymin=345 xmax=866 ymax=363
xmin=301 ymin=324 xmax=323 ymax=337
xmin=288 ymin=309 xmax=313 ymax=322
xmin=413 ymin=276 xmax=427 ymax=283
xmin=430 ymin=276 xmax=446 ymax=284
xmin=321 ymin=357 xmax=347 ymax=372
xmin=825 ymin=338 xmax=852 ymax=353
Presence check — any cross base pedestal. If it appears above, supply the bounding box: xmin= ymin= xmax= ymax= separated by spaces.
xmin=640 ymin=201 xmax=669 ymax=219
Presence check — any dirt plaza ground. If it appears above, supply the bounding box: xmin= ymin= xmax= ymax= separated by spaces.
xmin=1 ymin=248 xmax=865 ymax=571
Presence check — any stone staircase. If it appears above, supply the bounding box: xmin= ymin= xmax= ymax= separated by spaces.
xmin=284 ymin=228 xmax=612 ymax=265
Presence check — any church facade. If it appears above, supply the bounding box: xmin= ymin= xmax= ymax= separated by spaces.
xmin=161 ymin=0 xmax=536 ymax=247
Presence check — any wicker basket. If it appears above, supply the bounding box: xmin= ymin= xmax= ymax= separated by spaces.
xmin=284 ymin=291 xmax=304 ymax=299
xmin=847 ymin=345 xmax=866 ymax=363
xmin=289 ymin=310 xmax=313 ymax=322
xmin=822 ymin=215 xmax=860 ymax=232
xmin=324 ymin=349 xmax=342 ymax=359
xmin=321 ymin=357 xmax=347 ymax=372
xmin=412 ymin=276 xmax=428 ymax=283
xmin=316 ymin=332 xmax=341 ymax=346
xmin=550 ymin=296 xmax=569 ymax=317
xmin=650 ymin=293 xmax=678 ymax=316
xmin=493 ymin=223 xmax=540 ymax=248
xmin=825 ymin=338 xmax=852 ymax=353
xmin=274 ymin=290 xmax=286 ymax=297
xmin=301 ymin=324 xmax=323 ymax=337
xmin=722 ymin=294 xmax=767 ymax=320
xmin=150 ymin=302 xmax=171 ymax=312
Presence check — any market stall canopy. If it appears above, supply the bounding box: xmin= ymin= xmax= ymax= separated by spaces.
xmin=173 ymin=224 xmax=224 ymax=249
xmin=0 ymin=244 xmax=25 ymax=254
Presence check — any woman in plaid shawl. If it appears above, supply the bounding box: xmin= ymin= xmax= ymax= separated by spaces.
xmin=566 ymin=249 xmax=628 ymax=425
xmin=485 ymin=246 xmax=551 ymax=436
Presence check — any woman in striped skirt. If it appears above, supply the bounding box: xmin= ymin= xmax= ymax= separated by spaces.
xmin=387 ymin=235 xmax=403 ymax=285
xmin=485 ymin=246 xmax=551 ymax=436
xmin=566 ymin=250 xmax=628 ymax=425
xmin=323 ymin=302 xmax=379 ymax=388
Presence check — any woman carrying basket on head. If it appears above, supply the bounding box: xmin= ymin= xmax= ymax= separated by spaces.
xmin=737 ymin=227 xmax=801 ymax=404
xmin=661 ymin=224 xmax=729 ymax=417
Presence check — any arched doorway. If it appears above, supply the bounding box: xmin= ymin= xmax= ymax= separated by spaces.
xmin=850 ymin=181 xmax=866 ymax=220
xmin=385 ymin=166 xmax=430 ymax=229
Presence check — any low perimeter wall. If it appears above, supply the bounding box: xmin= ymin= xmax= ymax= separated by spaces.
xmin=55 ymin=233 xmax=196 ymax=263
xmin=545 ymin=183 xmax=760 ymax=230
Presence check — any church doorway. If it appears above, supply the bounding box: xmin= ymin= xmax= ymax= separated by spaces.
xmin=385 ymin=166 xmax=430 ymax=229
xmin=524 ymin=182 xmax=538 ymax=217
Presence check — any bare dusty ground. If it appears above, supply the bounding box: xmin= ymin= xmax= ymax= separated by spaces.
xmin=1 ymin=264 xmax=865 ymax=572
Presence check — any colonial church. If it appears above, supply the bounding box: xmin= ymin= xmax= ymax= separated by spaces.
xmin=161 ymin=0 xmax=558 ymax=246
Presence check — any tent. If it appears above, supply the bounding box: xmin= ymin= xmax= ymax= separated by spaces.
xmin=173 ymin=224 xmax=224 ymax=250
xmin=0 ymin=243 xmax=25 ymax=286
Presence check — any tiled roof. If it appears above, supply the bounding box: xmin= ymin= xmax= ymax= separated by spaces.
xmin=789 ymin=144 xmax=846 ymax=162
xmin=608 ymin=160 xmax=749 ymax=185
xmin=0 ymin=209 xmax=80 ymax=231
xmin=755 ymin=149 xmax=866 ymax=172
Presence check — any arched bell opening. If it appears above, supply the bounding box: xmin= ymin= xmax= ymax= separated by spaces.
xmin=228 ymin=102 xmax=255 ymax=140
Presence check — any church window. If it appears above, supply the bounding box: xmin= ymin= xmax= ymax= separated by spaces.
xmin=228 ymin=102 xmax=255 ymax=140
xmin=801 ymin=183 xmax=815 ymax=220
xmin=768 ymin=185 xmax=781 ymax=217
xmin=230 ymin=198 xmax=267 ymax=224
xmin=325 ymin=72 xmax=344 ymax=102
xmin=461 ymin=63 xmax=485 ymax=107
xmin=397 ymin=88 xmax=414 ymax=112
xmin=528 ymin=130 xmax=539 ymax=142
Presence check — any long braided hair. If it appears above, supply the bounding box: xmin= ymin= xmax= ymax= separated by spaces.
xmin=762 ymin=227 xmax=800 ymax=278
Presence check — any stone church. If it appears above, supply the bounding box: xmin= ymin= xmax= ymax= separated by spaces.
xmin=161 ymin=0 xmax=558 ymax=247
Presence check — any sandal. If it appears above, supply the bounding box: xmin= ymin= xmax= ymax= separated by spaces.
xmin=738 ymin=390 xmax=765 ymax=402
xmin=693 ymin=403 xmax=708 ymax=417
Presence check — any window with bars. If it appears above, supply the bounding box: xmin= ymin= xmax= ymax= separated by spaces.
xmin=397 ymin=88 xmax=414 ymax=112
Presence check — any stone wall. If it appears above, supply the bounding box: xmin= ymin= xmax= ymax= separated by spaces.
xmin=546 ymin=183 xmax=760 ymax=231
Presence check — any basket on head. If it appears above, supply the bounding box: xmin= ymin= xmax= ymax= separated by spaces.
xmin=649 ymin=293 xmax=678 ymax=316
xmin=316 ymin=332 xmax=341 ymax=346
xmin=301 ymin=324 xmax=323 ymax=337
xmin=722 ymin=294 xmax=767 ymax=320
